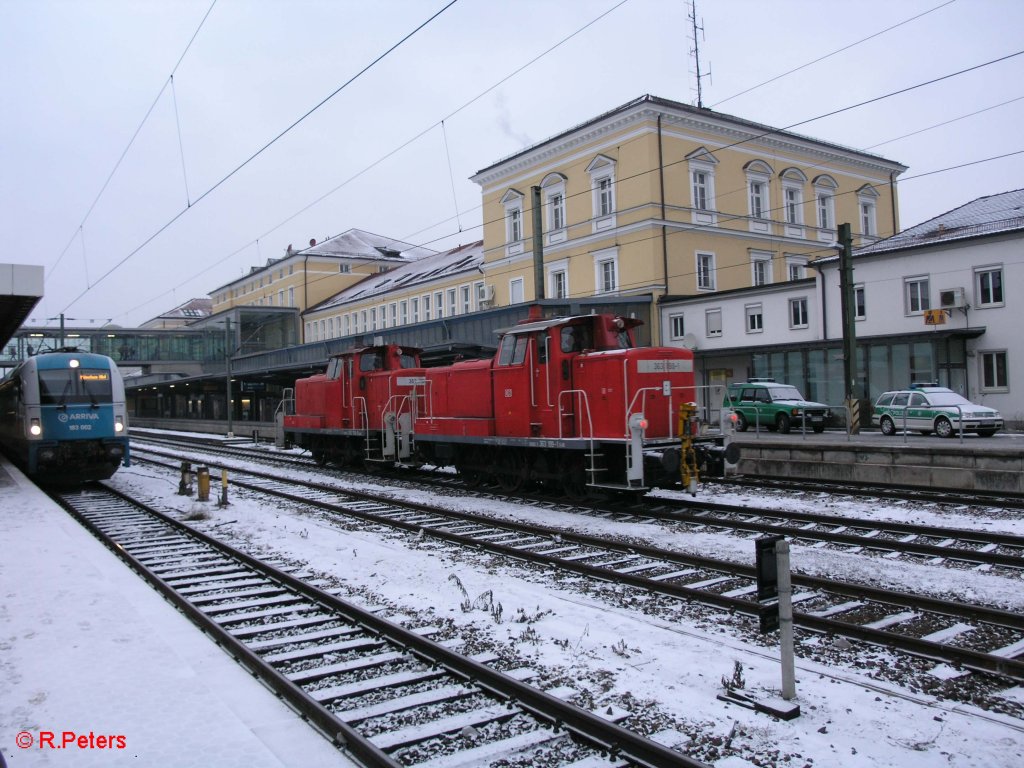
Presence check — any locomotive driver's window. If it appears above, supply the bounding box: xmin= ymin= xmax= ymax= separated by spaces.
xmin=561 ymin=325 xmax=592 ymax=353
xmin=360 ymin=352 xmax=383 ymax=372
xmin=537 ymin=334 xmax=548 ymax=364
xmin=497 ymin=336 xmax=516 ymax=366
xmin=327 ymin=358 xmax=341 ymax=379
xmin=511 ymin=336 xmax=529 ymax=365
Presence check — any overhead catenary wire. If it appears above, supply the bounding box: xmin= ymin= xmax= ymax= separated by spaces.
xmin=709 ymin=0 xmax=958 ymax=109
xmin=47 ymin=0 xmax=218 ymax=279
xmin=107 ymin=0 xmax=639 ymax=321
xmin=83 ymin=13 xmax=1021 ymax=324
xmin=59 ymin=0 xmax=461 ymax=317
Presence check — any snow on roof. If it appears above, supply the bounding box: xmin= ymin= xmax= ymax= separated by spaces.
xmin=211 ymin=229 xmax=438 ymax=292
xmin=823 ymin=188 xmax=1024 ymax=263
xmin=474 ymin=94 xmax=906 ymax=179
xmin=299 ymin=228 xmax=436 ymax=262
xmin=309 ymin=241 xmax=484 ymax=313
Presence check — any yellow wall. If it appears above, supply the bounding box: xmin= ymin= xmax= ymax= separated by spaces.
xmin=472 ymin=99 xmax=903 ymax=344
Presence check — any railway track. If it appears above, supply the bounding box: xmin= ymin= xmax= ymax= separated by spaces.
xmin=706 ymin=474 xmax=1024 ymax=511
xmin=53 ymin=483 xmax=707 ymax=768
xmin=131 ymin=434 xmax=1024 ymax=573
xmin=129 ymin=445 xmax=1024 ymax=682
xmin=130 ymin=429 xmax=1024 ymax=510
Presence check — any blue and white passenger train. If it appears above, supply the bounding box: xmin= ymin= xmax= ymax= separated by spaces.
xmin=0 ymin=349 xmax=130 ymax=483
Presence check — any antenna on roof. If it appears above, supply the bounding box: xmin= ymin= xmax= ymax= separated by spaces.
xmin=688 ymin=1 xmax=711 ymax=108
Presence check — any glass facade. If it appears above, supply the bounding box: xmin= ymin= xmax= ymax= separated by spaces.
xmin=748 ymin=334 xmax=970 ymax=406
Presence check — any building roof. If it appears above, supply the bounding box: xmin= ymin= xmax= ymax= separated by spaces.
xmin=141 ymin=297 xmax=212 ymax=326
xmin=299 ymin=228 xmax=436 ymax=261
xmin=473 ymin=94 xmax=906 ymax=180
xmin=817 ymin=188 xmax=1024 ymax=265
xmin=211 ymin=229 xmax=437 ymax=293
xmin=308 ymin=241 xmax=484 ymax=315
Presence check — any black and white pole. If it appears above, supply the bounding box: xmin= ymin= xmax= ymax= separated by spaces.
xmin=756 ymin=535 xmax=798 ymax=706
xmin=777 ymin=539 xmax=796 ymax=700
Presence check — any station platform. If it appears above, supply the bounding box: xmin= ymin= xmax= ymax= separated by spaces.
xmin=0 ymin=457 xmax=351 ymax=768
xmin=727 ymin=428 xmax=1024 ymax=493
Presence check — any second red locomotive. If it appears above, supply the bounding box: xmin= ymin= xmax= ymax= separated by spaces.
xmin=281 ymin=310 xmax=698 ymax=495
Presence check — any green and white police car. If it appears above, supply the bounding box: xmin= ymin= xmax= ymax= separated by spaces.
xmin=872 ymin=384 xmax=1003 ymax=438
xmin=724 ymin=379 xmax=831 ymax=434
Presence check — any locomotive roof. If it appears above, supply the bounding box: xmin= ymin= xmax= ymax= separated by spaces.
xmin=327 ymin=344 xmax=422 ymax=358
xmin=496 ymin=314 xmax=641 ymax=337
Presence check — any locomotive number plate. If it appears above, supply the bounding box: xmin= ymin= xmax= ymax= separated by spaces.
xmin=638 ymin=360 xmax=693 ymax=373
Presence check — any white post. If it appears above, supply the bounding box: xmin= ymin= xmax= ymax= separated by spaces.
xmin=777 ymin=540 xmax=796 ymax=700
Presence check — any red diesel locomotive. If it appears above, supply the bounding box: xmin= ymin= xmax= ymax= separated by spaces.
xmin=281 ymin=311 xmax=698 ymax=495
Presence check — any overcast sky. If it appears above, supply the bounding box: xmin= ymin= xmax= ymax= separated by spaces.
xmin=2 ymin=0 xmax=1022 ymax=328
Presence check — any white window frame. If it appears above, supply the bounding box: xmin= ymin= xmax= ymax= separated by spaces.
xmin=593 ymin=247 xmax=619 ymax=294
xmin=745 ymin=303 xmax=764 ymax=334
xmin=546 ymin=257 xmax=568 ymax=300
xmin=460 ymin=285 xmax=471 ymax=314
xmin=854 ymin=284 xmax=866 ymax=321
xmin=781 ymin=168 xmax=807 ymax=236
xmin=423 ymin=294 xmax=431 ymax=321
xmin=670 ymin=314 xmax=685 ymax=340
xmin=434 ymin=291 xmax=444 ymax=319
xmin=904 ymin=276 xmax=930 ymax=315
xmin=980 ymin=350 xmax=1008 ymax=392
xmin=857 ymin=184 xmax=880 ymax=240
xmin=813 ymin=175 xmax=838 ymax=242
xmin=389 ymin=302 xmax=398 ymax=327
xmin=327 ymin=317 xmax=333 ymax=337
xmin=344 ymin=315 xmax=351 ymax=336
xmin=686 ymin=148 xmax=718 ymax=225
xmin=750 ymin=250 xmax=772 ymax=287
xmin=586 ymin=155 xmax=616 ymax=232
xmin=696 ymin=251 xmax=716 ymax=291
xmin=788 ymin=297 xmax=809 ymax=329
xmin=509 ymin=277 xmax=524 ymax=305
xmin=447 ymin=288 xmax=457 ymax=317
xmin=400 ymin=300 xmax=408 ymax=325
xmin=370 ymin=307 xmax=377 ymax=331
xmin=975 ymin=265 xmax=1004 ymax=308
xmin=785 ymin=255 xmax=808 ymax=282
xmin=541 ymin=173 xmax=568 ymax=245
xmin=705 ymin=308 xmax=722 ymax=338
xmin=411 ymin=297 xmax=419 ymax=323
xmin=473 ymin=281 xmax=486 ymax=310
xmin=501 ymin=188 xmax=525 ymax=256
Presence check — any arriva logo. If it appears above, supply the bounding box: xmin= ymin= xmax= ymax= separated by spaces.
xmin=57 ymin=412 xmax=101 ymax=423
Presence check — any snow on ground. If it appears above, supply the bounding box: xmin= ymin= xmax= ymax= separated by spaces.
xmin=101 ymin=444 xmax=1024 ymax=768
xmin=0 ymin=459 xmax=351 ymax=768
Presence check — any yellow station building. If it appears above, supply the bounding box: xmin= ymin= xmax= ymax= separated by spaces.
xmin=471 ymin=94 xmax=906 ymax=344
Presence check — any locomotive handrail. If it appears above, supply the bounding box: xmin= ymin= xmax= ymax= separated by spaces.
xmin=626 ymin=385 xmax=692 ymax=439
xmin=556 ymin=389 xmax=594 ymax=441
xmin=352 ymin=395 xmax=369 ymax=435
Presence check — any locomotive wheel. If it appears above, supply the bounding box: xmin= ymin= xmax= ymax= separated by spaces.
xmin=311 ymin=441 xmax=329 ymax=466
xmin=562 ymin=454 xmax=589 ymax=500
xmin=496 ymin=449 xmax=528 ymax=492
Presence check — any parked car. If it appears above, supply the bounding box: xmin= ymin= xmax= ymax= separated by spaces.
xmin=724 ymin=379 xmax=831 ymax=434
xmin=872 ymin=385 xmax=1003 ymax=437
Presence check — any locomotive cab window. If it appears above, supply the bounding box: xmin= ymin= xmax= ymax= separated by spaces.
xmin=327 ymin=358 xmax=342 ymax=380
xmin=38 ymin=368 xmax=112 ymax=405
xmin=360 ymin=352 xmax=384 ymax=372
xmin=511 ymin=336 xmax=530 ymax=365
xmin=561 ymin=325 xmax=592 ymax=353
xmin=497 ymin=335 xmax=516 ymax=366
xmin=399 ymin=353 xmax=418 ymax=369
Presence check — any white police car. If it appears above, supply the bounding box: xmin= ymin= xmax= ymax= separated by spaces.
xmin=872 ymin=384 xmax=1003 ymax=437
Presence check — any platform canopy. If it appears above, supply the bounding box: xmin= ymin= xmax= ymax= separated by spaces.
xmin=0 ymin=264 xmax=44 ymax=350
